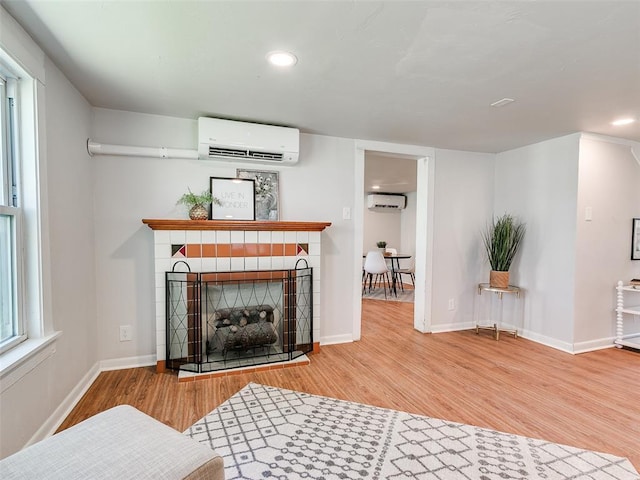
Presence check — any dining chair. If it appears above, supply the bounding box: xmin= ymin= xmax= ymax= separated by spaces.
xmin=395 ymin=257 xmax=415 ymax=290
xmin=362 ymin=251 xmax=392 ymax=299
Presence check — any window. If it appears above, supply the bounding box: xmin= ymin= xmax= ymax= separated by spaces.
xmin=0 ymin=69 xmax=25 ymax=353
xmin=0 ymin=10 xmax=56 ymax=376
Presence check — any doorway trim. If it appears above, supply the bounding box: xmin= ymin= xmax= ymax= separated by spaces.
xmin=353 ymin=140 xmax=435 ymax=340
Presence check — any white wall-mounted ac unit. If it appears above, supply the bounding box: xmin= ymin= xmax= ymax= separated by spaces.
xmin=367 ymin=194 xmax=406 ymax=210
xmin=198 ymin=117 xmax=299 ymax=165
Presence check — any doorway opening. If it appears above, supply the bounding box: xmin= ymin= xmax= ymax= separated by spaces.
xmin=353 ymin=142 xmax=434 ymax=342
xmin=362 ymin=152 xmax=417 ymax=308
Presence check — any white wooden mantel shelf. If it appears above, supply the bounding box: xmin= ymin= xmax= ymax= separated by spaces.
xmin=142 ymin=219 xmax=332 ymax=232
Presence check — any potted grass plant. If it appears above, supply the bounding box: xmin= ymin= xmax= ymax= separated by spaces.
xmin=481 ymin=213 xmax=525 ymax=288
xmin=376 ymin=240 xmax=387 ymax=254
xmin=177 ymin=188 xmax=222 ymax=220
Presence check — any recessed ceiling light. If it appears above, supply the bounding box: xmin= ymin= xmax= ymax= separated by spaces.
xmin=266 ymin=51 xmax=297 ymax=67
xmin=371 ymin=185 xmax=381 ymax=190
xmin=611 ymin=117 xmax=636 ymax=126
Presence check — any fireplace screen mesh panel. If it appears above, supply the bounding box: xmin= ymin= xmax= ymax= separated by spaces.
xmin=166 ymin=267 xmax=312 ymax=373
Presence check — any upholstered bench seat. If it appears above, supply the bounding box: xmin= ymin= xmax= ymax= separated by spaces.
xmin=0 ymin=405 xmax=224 ymax=480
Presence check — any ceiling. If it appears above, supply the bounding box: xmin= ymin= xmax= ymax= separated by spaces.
xmin=2 ymin=0 xmax=639 ymax=155
xmin=365 ymin=152 xmax=417 ymax=193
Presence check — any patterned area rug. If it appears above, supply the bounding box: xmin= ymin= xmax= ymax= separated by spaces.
xmin=185 ymin=383 xmax=638 ymax=480
xmin=362 ymin=286 xmax=414 ymax=302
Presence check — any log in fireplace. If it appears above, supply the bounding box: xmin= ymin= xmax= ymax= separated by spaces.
xmin=165 ymin=260 xmax=313 ymax=373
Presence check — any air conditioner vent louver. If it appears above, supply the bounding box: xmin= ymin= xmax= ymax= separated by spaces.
xmin=207 ymin=147 xmax=285 ymax=161
xmin=248 ymin=150 xmax=284 ymax=160
xmin=199 ymin=117 xmax=299 ymax=165
xmin=208 ymin=147 xmax=248 ymax=158
xmin=367 ymin=194 xmax=406 ymax=210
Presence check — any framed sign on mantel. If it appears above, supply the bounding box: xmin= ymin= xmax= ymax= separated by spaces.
xmin=210 ymin=177 xmax=255 ymax=220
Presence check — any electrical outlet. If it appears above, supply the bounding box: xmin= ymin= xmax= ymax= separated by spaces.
xmin=448 ymin=298 xmax=455 ymax=311
xmin=119 ymin=325 xmax=132 ymax=342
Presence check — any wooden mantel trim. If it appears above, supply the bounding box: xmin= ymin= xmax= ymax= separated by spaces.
xmin=142 ymin=219 xmax=332 ymax=232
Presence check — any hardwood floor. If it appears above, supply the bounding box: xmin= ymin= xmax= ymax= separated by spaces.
xmin=58 ymin=298 xmax=640 ymax=470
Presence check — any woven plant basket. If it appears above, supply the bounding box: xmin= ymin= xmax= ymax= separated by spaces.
xmin=489 ymin=270 xmax=509 ymax=288
xmin=188 ymin=204 xmax=208 ymax=220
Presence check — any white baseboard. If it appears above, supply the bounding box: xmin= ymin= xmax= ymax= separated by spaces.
xmin=100 ymin=354 xmax=156 ymax=371
xmin=320 ymin=334 xmax=353 ymax=346
xmin=26 ymin=354 xmax=156 ymax=449
xmin=427 ymin=323 xmax=612 ymax=355
xmin=429 ymin=321 xmax=475 ymax=334
xmin=25 ymin=361 xmax=101 ymax=448
xmin=518 ymin=329 xmax=574 ymax=353
xmin=572 ymin=336 xmax=616 ymax=354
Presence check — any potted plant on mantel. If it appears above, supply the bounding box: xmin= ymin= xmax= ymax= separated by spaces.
xmin=176 ymin=189 xmax=222 ymax=220
xmin=482 ymin=213 xmax=525 ymax=288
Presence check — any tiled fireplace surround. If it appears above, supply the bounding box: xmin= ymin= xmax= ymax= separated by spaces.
xmin=143 ymin=219 xmax=330 ymax=380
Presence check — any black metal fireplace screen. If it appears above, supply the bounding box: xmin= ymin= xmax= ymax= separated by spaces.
xmin=165 ymin=261 xmax=313 ymax=373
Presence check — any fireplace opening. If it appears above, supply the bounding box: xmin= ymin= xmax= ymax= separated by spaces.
xmin=165 ymin=261 xmax=313 ymax=373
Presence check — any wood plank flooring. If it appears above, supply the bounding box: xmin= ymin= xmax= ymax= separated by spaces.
xmin=58 ymin=298 xmax=640 ymax=470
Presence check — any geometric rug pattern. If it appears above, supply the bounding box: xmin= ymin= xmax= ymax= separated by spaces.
xmin=185 ymin=383 xmax=639 ymax=480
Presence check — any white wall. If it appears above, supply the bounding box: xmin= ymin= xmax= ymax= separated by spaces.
xmin=429 ymin=149 xmax=495 ymax=332
xmin=363 ymin=194 xmax=416 ymax=270
xmin=91 ymin=109 xmax=357 ymax=359
xmin=494 ymin=134 xmax=581 ymax=350
xmin=573 ymin=136 xmax=640 ymax=347
xmin=363 ymin=203 xmax=402 ymax=252
xmin=400 ymin=192 xmax=417 ymax=269
xmin=0 ymin=58 xmax=96 ymax=456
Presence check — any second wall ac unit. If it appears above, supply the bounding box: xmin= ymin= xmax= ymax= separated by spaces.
xmin=367 ymin=194 xmax=406 ymax=210
xmin=198 ymin=117 xmax=299 ymax=165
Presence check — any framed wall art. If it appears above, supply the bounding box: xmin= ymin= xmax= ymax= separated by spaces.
xmin=632 ymin=218 xmax=640 ymax=260
xmin=236 ymin=169 xmax=279 ymax=220
xmin=209 ymin=177 xmax=255 ymax=220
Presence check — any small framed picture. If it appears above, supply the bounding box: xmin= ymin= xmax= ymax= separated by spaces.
xmin=632 ymin=218 xmax=640 ymax=260
xmin=236 ymin=169 xmax=279 ymax=220
xmin=210 ymin=177 xmax=255 ymax=220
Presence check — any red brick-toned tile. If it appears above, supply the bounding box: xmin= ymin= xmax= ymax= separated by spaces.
xmin=284 ymin=243 xmax=297 ymax=256
xmin=186 ymin=244 xmax=202 ymax=258
xmin=271 ymin=244 xmax=284 ymax=256
xmin=230 ymin=272 xmax=246 ymax=281
xmin=245 ymin=243 xmax=259 ymax=257
xmin=202 ymin=244 xmax=216 ymax=257
xmin=216 ymin=244 xmax=231 ymax=257
xmin=231 ymin=243 xmax=245 ymax=257
xmin=228 ymin=367 xmax=255 ymax=376
xmin=258 ymin=244 xmax=271 ymax=256
xmin=156 ymin=361 xmax=166 ymax=373
xmin=254 ymin=271 xmax=272 ymax=280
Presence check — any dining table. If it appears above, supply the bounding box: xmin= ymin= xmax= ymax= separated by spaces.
xmin=363 ymin=253 xmax=412 ymax=296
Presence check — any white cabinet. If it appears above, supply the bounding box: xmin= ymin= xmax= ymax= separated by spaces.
xmin=615 ymin=281 xmax=640 ymax=349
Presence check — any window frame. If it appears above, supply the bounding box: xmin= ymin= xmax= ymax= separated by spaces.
xmin=0 ymin=6 xmax=59 ymax=387
xmin=1 ymin=71 xmax=26 ymax=354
